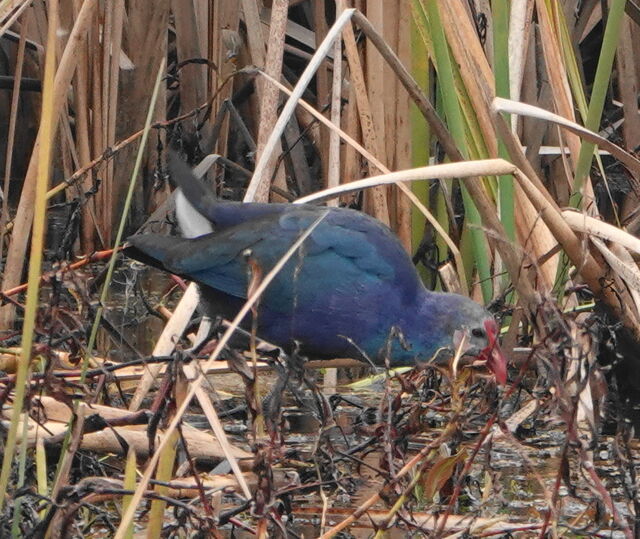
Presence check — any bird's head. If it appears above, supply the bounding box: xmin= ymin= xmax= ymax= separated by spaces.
xmin=425 ymin=293 xmax=507 ymax=385
xmin=453 ymin=316 xmax=507 ymax=385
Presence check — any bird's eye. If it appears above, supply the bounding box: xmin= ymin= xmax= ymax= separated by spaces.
xmin=471 ymin=328 xmax=485 ymax=338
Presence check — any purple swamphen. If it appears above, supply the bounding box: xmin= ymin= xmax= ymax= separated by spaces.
xmin=125 ymin=155 xmax=507 ymax=384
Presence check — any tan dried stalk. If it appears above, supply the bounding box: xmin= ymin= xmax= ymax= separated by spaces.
xmin=340 ymin=3 xmax=390 ymax=224
xmin=252 ymin=0 xmax=289 ymax=203
xmin=0 ymin=8 xmax=29 ymax=264
xmin=0 ymin=0 xmax=98 ymax=330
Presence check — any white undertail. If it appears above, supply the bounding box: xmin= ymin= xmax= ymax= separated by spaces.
xmin=174 ymin=188 xmax=213 ymax=239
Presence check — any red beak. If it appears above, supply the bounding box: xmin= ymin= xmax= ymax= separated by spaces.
xmin=482 ymin=319 xmax=507 ymax=385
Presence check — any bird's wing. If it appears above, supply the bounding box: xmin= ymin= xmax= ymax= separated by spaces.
xmin=126 ymin=206 xmax=422 ymax=308
xmin=127 ymin=226 xmax=268 ymax=298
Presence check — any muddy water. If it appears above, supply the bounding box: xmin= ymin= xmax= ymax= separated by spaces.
xmin=199 ymin=368 xmax=634 ymax=537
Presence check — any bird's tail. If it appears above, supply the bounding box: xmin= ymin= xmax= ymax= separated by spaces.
xmin=168 ymin=151 xmax=217 ymax=238
xmin=175 ymin=189 xmax=213 ymax=238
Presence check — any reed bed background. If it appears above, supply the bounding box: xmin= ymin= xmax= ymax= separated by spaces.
xmin=2 ymin=0 xmax=640 ymax=536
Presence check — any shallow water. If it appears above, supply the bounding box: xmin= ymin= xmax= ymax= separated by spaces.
xmin=197 ymin=368 xmax=636 ymax=537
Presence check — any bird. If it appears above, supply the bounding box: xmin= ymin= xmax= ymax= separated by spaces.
xmin=125 ymin=154 xmax=507 ymax=385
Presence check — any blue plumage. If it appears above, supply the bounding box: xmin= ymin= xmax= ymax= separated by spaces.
xmin=125 ymin=156 xmax=507 ymax=382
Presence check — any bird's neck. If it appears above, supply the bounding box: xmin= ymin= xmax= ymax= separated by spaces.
xmin=411 ymin=289 xmax=458 ymax=352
